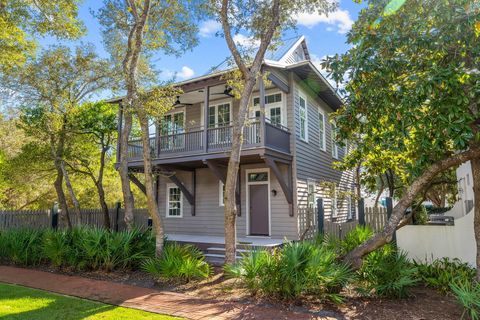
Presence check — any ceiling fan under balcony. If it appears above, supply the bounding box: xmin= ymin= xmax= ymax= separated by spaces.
xmin=172 ymin=96 xmax=193 ymax=107
xmin=211 ymin=85 xmax=235 ymax=98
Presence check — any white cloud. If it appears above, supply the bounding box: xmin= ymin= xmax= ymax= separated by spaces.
xmin=233 ymin=34 xmax=260 ymax=48
xmin=296 ymin=9 xmax=354 ymax=34
xmin=199 ymin=20 xmax=221 ymax=37
xmin=177 ymin=66 xmax=195 ymax=79
xmin=160 ymin=66 xmax=195 ymax=80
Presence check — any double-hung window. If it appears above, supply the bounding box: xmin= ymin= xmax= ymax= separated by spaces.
xmin=166 ymin=184 xmax=183 ymax=217
xmin=299 ymin=94 xmax=308 ymax=141
xmin=318 ymin=111 xmax=326 ymax=151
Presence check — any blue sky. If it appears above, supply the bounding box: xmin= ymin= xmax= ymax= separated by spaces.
xmin=39 ymin=1 xmax=366 ymax=84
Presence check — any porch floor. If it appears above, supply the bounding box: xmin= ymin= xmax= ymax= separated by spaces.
xmin=166 ymin=233 xmax=286 ymax=247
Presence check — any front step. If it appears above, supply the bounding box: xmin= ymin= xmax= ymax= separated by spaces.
xmin=204 ymin=245 xmax=253 ymax=266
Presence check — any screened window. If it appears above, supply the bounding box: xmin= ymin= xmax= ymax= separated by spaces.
xmin=166 ymin=185 xmax=182 ymax=217
xmin=299 ymin=95 xmax=308 ymax=141
xmin=331 ymin=123 xmax=339 ymax=159
xmin=318 ymin=112 xmax=326 ymax=151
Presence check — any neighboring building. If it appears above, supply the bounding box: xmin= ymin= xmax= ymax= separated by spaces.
xmin=113 ymin=36 xmax=355 ymax=247
xmin=397 ymin=161 xmax=476 ymax=266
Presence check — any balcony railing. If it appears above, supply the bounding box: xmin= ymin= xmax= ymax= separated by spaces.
xmin=126 ymin=119 xmax=290 ymax=161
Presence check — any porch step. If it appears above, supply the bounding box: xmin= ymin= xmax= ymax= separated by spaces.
xmin=204 ymin=253 xmax=243 ymax=266
xmin=206 ymin=247 xmax=251 ymax=254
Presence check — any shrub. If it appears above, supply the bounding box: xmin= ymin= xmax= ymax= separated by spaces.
xmin=225 ymin=241 xmax=353 ymax=302
xmin=450 ymin=280 xmax=480 ymax=320
xmin=142 ymin=242 xmax=211 ymax=282
xmin=0 ymin=229 xmax=44 ymax=265
xmin=340 ymin=225 xmax=373 ymax=255
xmin=358 ymin=245 xmax=418 ymax=298
xmin=1 ymin=227 xmax=155 ymax=272
xmin=414 ymin=258 xmax=475 ymax=293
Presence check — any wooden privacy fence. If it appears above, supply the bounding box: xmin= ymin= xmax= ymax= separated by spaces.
xmin=0 ymin=205 xmax=152 ymax=231
xmin=299 ymin=197 xmax=392 ymax=240
xmin=0 ymin=209 xmax=51 ymax=230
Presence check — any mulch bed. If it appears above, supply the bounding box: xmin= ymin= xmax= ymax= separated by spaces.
xmin=7 ymin=263 xmax=464 ymax=320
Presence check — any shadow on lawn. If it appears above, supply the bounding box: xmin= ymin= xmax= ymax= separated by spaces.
xmin=0 ymin=283 xmax=117 ymax=320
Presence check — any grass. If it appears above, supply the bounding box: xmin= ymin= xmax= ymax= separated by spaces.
xmin=0 ymin=283 xmax=180 ymax=320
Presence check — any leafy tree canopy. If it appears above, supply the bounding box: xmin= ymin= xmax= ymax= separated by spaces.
xmin=0 ymin=0 xmax=84 ymax=71
xmin=326 ymin=0 xmax=480 ymax=186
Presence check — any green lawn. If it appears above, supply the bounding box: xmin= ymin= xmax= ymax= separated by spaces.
xmin=0 ymin=283 xmax=180 ymax=320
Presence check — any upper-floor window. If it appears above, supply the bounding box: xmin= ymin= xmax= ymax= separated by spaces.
xmin=161 ymin=111 xmax=185 ymax=135
xmin=208 ymin=103 xmax=231 ymax=128
xmin=331 ymin=123 xmax=339 ymax=159
xmin=299 ymin=94 xmax=308 ymax=141
xmin=318 ymin=111 xmax=326 ymax=151
xmin=166 ymin=184 xmax=183 ymax=218
xmin=253 ymin=93 xmax=284 ymax=126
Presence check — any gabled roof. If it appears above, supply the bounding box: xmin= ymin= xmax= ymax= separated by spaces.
xmin=206 ymin=35 xmax=310 ymax=75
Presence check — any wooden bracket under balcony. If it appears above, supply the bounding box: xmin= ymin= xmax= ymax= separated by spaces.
xmin=263 ymin=156 xmax=294 ymax=216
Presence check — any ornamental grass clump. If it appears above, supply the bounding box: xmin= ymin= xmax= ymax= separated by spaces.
xmin=0 ymin=227 xmax=155 ymax=271
xmin=0 ymin=228 xmax=44 ymax=266
xmin=450 ymin=280 xmax=480 ymax=320
xmin=142 ymin=242 xmax=211 ymax=282
xmin=225 ymin=241 xmax=353 ymax=303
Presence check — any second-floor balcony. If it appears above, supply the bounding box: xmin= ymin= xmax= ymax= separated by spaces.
xmin=126 ymin=118 xmax=291 ymax=161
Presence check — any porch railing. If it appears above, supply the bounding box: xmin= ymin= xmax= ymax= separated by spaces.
xmin=126 ymin=119 xmax=290 ymax=160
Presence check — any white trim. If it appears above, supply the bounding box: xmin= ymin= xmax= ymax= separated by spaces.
xmin=200 ymin=97 xmax=233 ymax=127
xmin=318 ymin=109 xmax=326 ymax=152
xmin=251 ymin=91 xmax=287 ymax=127
xmin=219 ymin=181 xmax=225 ymax=207
xmin=331 ymin=123 xmax=339 ymax=159
xmin=166 ymin=183 xmax=183 ymax=218
xmin=307 ymin=179 xmax=316 ymax=208
xmin=299 ymin=91 xmax=308 ymax=142
xmin=245 ymin=168 xmax=271 ymax=237
xmin=278 ymin=36 xmax=306 ymax=64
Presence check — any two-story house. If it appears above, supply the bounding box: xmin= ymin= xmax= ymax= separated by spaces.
xmin=114 ymin=36 xmax=355 ymax=250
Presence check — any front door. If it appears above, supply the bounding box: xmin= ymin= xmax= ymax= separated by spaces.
xmin=249 ymin=184 xmax=269 ymax=236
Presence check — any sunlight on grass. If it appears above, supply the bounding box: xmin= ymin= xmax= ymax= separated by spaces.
xmin=0 ymin=283 xmax=180 ymax=320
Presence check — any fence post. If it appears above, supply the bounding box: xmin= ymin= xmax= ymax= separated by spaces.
xmin=147 ymin=217 xmax=152 ymax=229
xmin=385 ymin=197 xmax=395 ymax=242
xmin=51 ymin=203 xmax=58 ymax=230
xmin=115 ymin=202 xmax=121 ymax=232
xmin=317 ymin=198 xmax=324 ymax=234
xmin=358 ymin=198 xmax=365 ymax=226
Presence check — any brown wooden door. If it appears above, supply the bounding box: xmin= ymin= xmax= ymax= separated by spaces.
xmin=249 ymin=184 xmax=269 ymax=236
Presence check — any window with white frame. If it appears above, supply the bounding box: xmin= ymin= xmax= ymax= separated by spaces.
xmin=219 ymin=181 xmax=225 ymax=206
xmin=253 ymin=93 xmax=284 ymax=126
xmin=307 ymin=180 xmax=316 ymax=208
xmin=347 ymin=195 xmax=353 ymax=220
xmin=331 ymin=187 xmax=338 ymax=217
xmin=166 ymin=184 xmax=182 ymax=217
xmin=331 ymin=123 xmax=339 ymax=159
xmin=318 ymin=111 xmax=326 ymax=151
xmin=299 ymin=94 xmax=308 ymax=141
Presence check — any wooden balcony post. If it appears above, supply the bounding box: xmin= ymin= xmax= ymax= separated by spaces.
xmin=259 ymin=74 xmax=266 ymax=146
xmin=116 ymin=102 xmax=123 ymax=163
xmin=203 ymin=86 xmax=209 ymax=153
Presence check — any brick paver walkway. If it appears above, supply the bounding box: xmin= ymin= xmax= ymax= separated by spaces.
xmin=0 ymin=266 xmax=337 ymax=320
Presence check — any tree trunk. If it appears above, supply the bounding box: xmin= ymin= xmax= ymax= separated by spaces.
xmin=224 ymin=76 xmax=257 ymax=264
xmin=374 ymin=175 xmax=385 ymax=207
xmin=61 ymin=161 xmax=81 ymax=226
xmin=97 ymin=144 xmax=111 ymax=229
xmin=345 ymin=148 xmax=480 ymax=269
xmin=119 ymin=110 xmax=135 ymax=230
xmin=138 ymin=110 xmax=165 ymax=257
xmin=470 ymin=157 xmax=480 ymax=281
xmin=53 ymin=160 xmax=71 ymax=229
